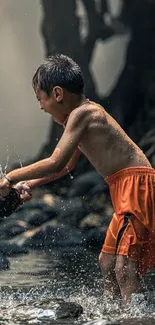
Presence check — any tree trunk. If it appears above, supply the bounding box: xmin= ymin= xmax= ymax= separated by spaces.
xmin=105 ymin=0 xmax=155 ymax=142
xmin=38 ymin=0 xmax=115 ymax=165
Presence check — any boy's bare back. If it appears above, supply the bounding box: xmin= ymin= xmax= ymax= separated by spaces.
xmin=67 ymin=101 xmax=151 ymax=178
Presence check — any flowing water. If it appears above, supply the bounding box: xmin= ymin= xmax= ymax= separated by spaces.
xmin=0 ymin=248 xmax=155 ymax=325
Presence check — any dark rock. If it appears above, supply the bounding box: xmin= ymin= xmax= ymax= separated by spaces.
xmin=10 ymin=219 xmax=84 ymax=248
xmin=0 ymin=217 xmax=32 ymax=240
xmin=0 ymin=241 xmax=28 ymax=256
xmin=88 ymin=183 xmax=108 ymax=197
xmin=68 ymin=171 xmax=107 ymax=197
xmin=17 ymin=201 xmax=46 ymax=211
xmin=86 ymin=193 xmax=107 ymax=214
xmin=18 ymin=194 xmax=60 ymax=213
xmin=16 ymin=197 xmax=60 ymax=225
xmin=80 ymin=214 xmax=104 ymax=230
xmin=57 ymin=197 xmax=88 ymax=226
xmin=54 ymin=300 xmax=83 ymax=319
xmin=3 ymin=219 xmax=31 ymax=238
xmin=0 ymin=253 xmax=10 ymax=270
xmin=34 ymin=298 xmax=83 ymax=319
xmin=80 ymin=213 xmax=111 ymax=230
xmin=16 ymin=298 xmax=83 ymax=320
xmin=83 ymin=228 xmax=106 ymax=248
xmin=19 ymin=209 xmax=52 ymax=227
xmin=43 ymin=206 xmax=60 ymax=218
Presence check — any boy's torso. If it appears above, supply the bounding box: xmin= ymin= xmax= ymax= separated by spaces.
xmin=76 ymin=101 xmax=151 ymax=178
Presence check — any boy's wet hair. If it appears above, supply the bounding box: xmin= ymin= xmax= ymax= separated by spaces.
xmin=32 ymin=54 xmax=84 ymax=96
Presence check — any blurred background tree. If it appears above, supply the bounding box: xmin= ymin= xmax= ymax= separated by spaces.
xmin=34 ymin=0 xmax=155 ymax=168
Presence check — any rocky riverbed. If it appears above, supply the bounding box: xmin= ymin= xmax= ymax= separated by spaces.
xmin=0 ymin=170 xmax=113 ymax=270
xmin=0 ymin=170 xmax=155 ymax=324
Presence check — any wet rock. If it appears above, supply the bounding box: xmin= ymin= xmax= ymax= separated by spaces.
xmin=68 ymin=171 xmax=107 ymax=197
xmin=42 ymin=193 xmax=59 ymax=206
xmin=0 ymin=240 xmax=28 ymax=256
xmin=15 ymin=204 xmax=60 ymax=227
xmin=18 ymin=193 xmax=60 ymax=211
xmin=19 ymin=209 xmax=53 ymax=227
xmin=15 ymin=298 xmax=83 ymax=320
xmin=17 ymin=196 xmax=59 ymax=214
xmin=16 ymin=196 xmax=61 ymax=226
xmin=80 ymin=214 xmax=104 ymax=229
xmin=0 ymin=253 xmax=10 ymax=270
xmin=57 ymin=197 xmax=88 ymax=226
xmin=33 ymin=298 xmax=83 ymax=319
xmin=0 ymin=217 xmax=31 ymax=240
xmin=79 ymin=214 xmax=108 ymax=248
xmin=4 ymin=219 xmax=31 ymax=238
xmin=85 ymin=319 xmax=120 ymax=325
xmin=83 ymin=228 xmax=106 ymax=248
xmin=54 ymin=301 xmax=83 ymax=319
xmin=86 ymin=193 xmax=107 ymax=214
xmin=104 ymin=205 xmax=114 ymax=218
xmin=10 ymin=219 xmax=84 ymax=248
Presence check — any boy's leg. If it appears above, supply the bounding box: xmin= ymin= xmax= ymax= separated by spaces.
xmin=115 ymin=255 xmax=143 ymax=304
xmin=99 ymin=252 xmax=121 ymax=301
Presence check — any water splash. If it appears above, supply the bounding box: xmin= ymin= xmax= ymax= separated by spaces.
xmin=66 ymin=166 xmax=74 ymax=180
xmin=0 ymin=251 xmax=154 ymax=324
xmin=13 ymin=145 xmax=23 ymax=168
xmin=0 ymin=283 xmax=155 ymax=325
xmin=4 ymin=145 xmax=10 ymax=175
xmin=0 ymin=164 xmax=4 ymax=178
xmin=0 ymin=145 xmax=23 ymax=180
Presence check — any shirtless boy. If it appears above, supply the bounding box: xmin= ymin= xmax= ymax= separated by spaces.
xmin=0 ymin=54 xmax=155 ymax=304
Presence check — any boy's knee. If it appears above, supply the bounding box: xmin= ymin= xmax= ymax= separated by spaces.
xmin=99 ymin=252 xmax=116 ymax=274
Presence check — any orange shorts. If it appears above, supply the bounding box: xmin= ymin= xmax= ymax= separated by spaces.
xmin=101 ymin=167 xmax=155 ymax=275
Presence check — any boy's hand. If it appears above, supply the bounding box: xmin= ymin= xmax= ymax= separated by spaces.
xmin=0 ymin=177 xmax=11 ymax=197
xmin=14 ymin=181 xmax=32 ymax=203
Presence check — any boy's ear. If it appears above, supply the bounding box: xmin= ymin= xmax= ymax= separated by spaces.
xmin=53 ymin=86 xmax=63 ymax=102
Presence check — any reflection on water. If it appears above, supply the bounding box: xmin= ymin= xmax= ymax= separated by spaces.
xmin=0 ymin=248 xmax=155 ymax=324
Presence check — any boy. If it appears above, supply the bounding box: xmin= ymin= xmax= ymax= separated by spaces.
xmin=0 ymin=54 xmax=155 ymax=304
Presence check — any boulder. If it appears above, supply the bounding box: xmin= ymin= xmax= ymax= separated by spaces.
xmin=0 ymin=217 xmax=31 ymax=240
xmin=32 ymin=298 xmax=83 ymax=319
xmin=79 ymin=214 xmax=109 ymax=248
xmin=15 ymin=298 xmax=83 ymax=320
xmin=0 ymin=240 xmax=28 ymax=256
xmin=0 ymin=253 xmax=10 ymax=270
xmin=68 ymin=171 xmax=107 ymax=197
xmin=57 ymin=197 xmax=88 ymax=226
xmin=80 ymin=214 xmax=104 ymax=230
xmin=9 ymin=219 xmax=84 ymax=248
xmin=86 ymin=193 xmax=107 ymax=214
xmin=83 ymin=228 xmax=106 ymax=248
xmin=2 ymin=219 xmax=31 ymax=238
xmin=18 ymin=209 xmax=53 ymax=227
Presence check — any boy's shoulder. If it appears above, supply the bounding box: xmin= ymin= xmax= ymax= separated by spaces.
xmin=68 ymin=100 xmax=106 ymax=123
xmin=70 ymin=100 xmax=104 ymax=117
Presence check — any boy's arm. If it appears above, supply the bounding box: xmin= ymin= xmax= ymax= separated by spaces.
xmin=4 ymin=108 xmax=87 ymax=184
xmin=29 ymin=148 xmax=81 ymax=188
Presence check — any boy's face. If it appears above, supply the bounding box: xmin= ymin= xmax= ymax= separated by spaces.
xmin=35 ymin=87 xmax=67 ymax=125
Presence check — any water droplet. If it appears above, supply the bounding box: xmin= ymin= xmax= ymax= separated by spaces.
xmin=66 ymin=166 xmax=74 ymax=180
xmin=0 ymin=164 xmax=4 ymax=178
xmin=13 ymin=145 xmax=23 ymax=168
xmin=4 ymin=145 xmax=10 ymax=174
